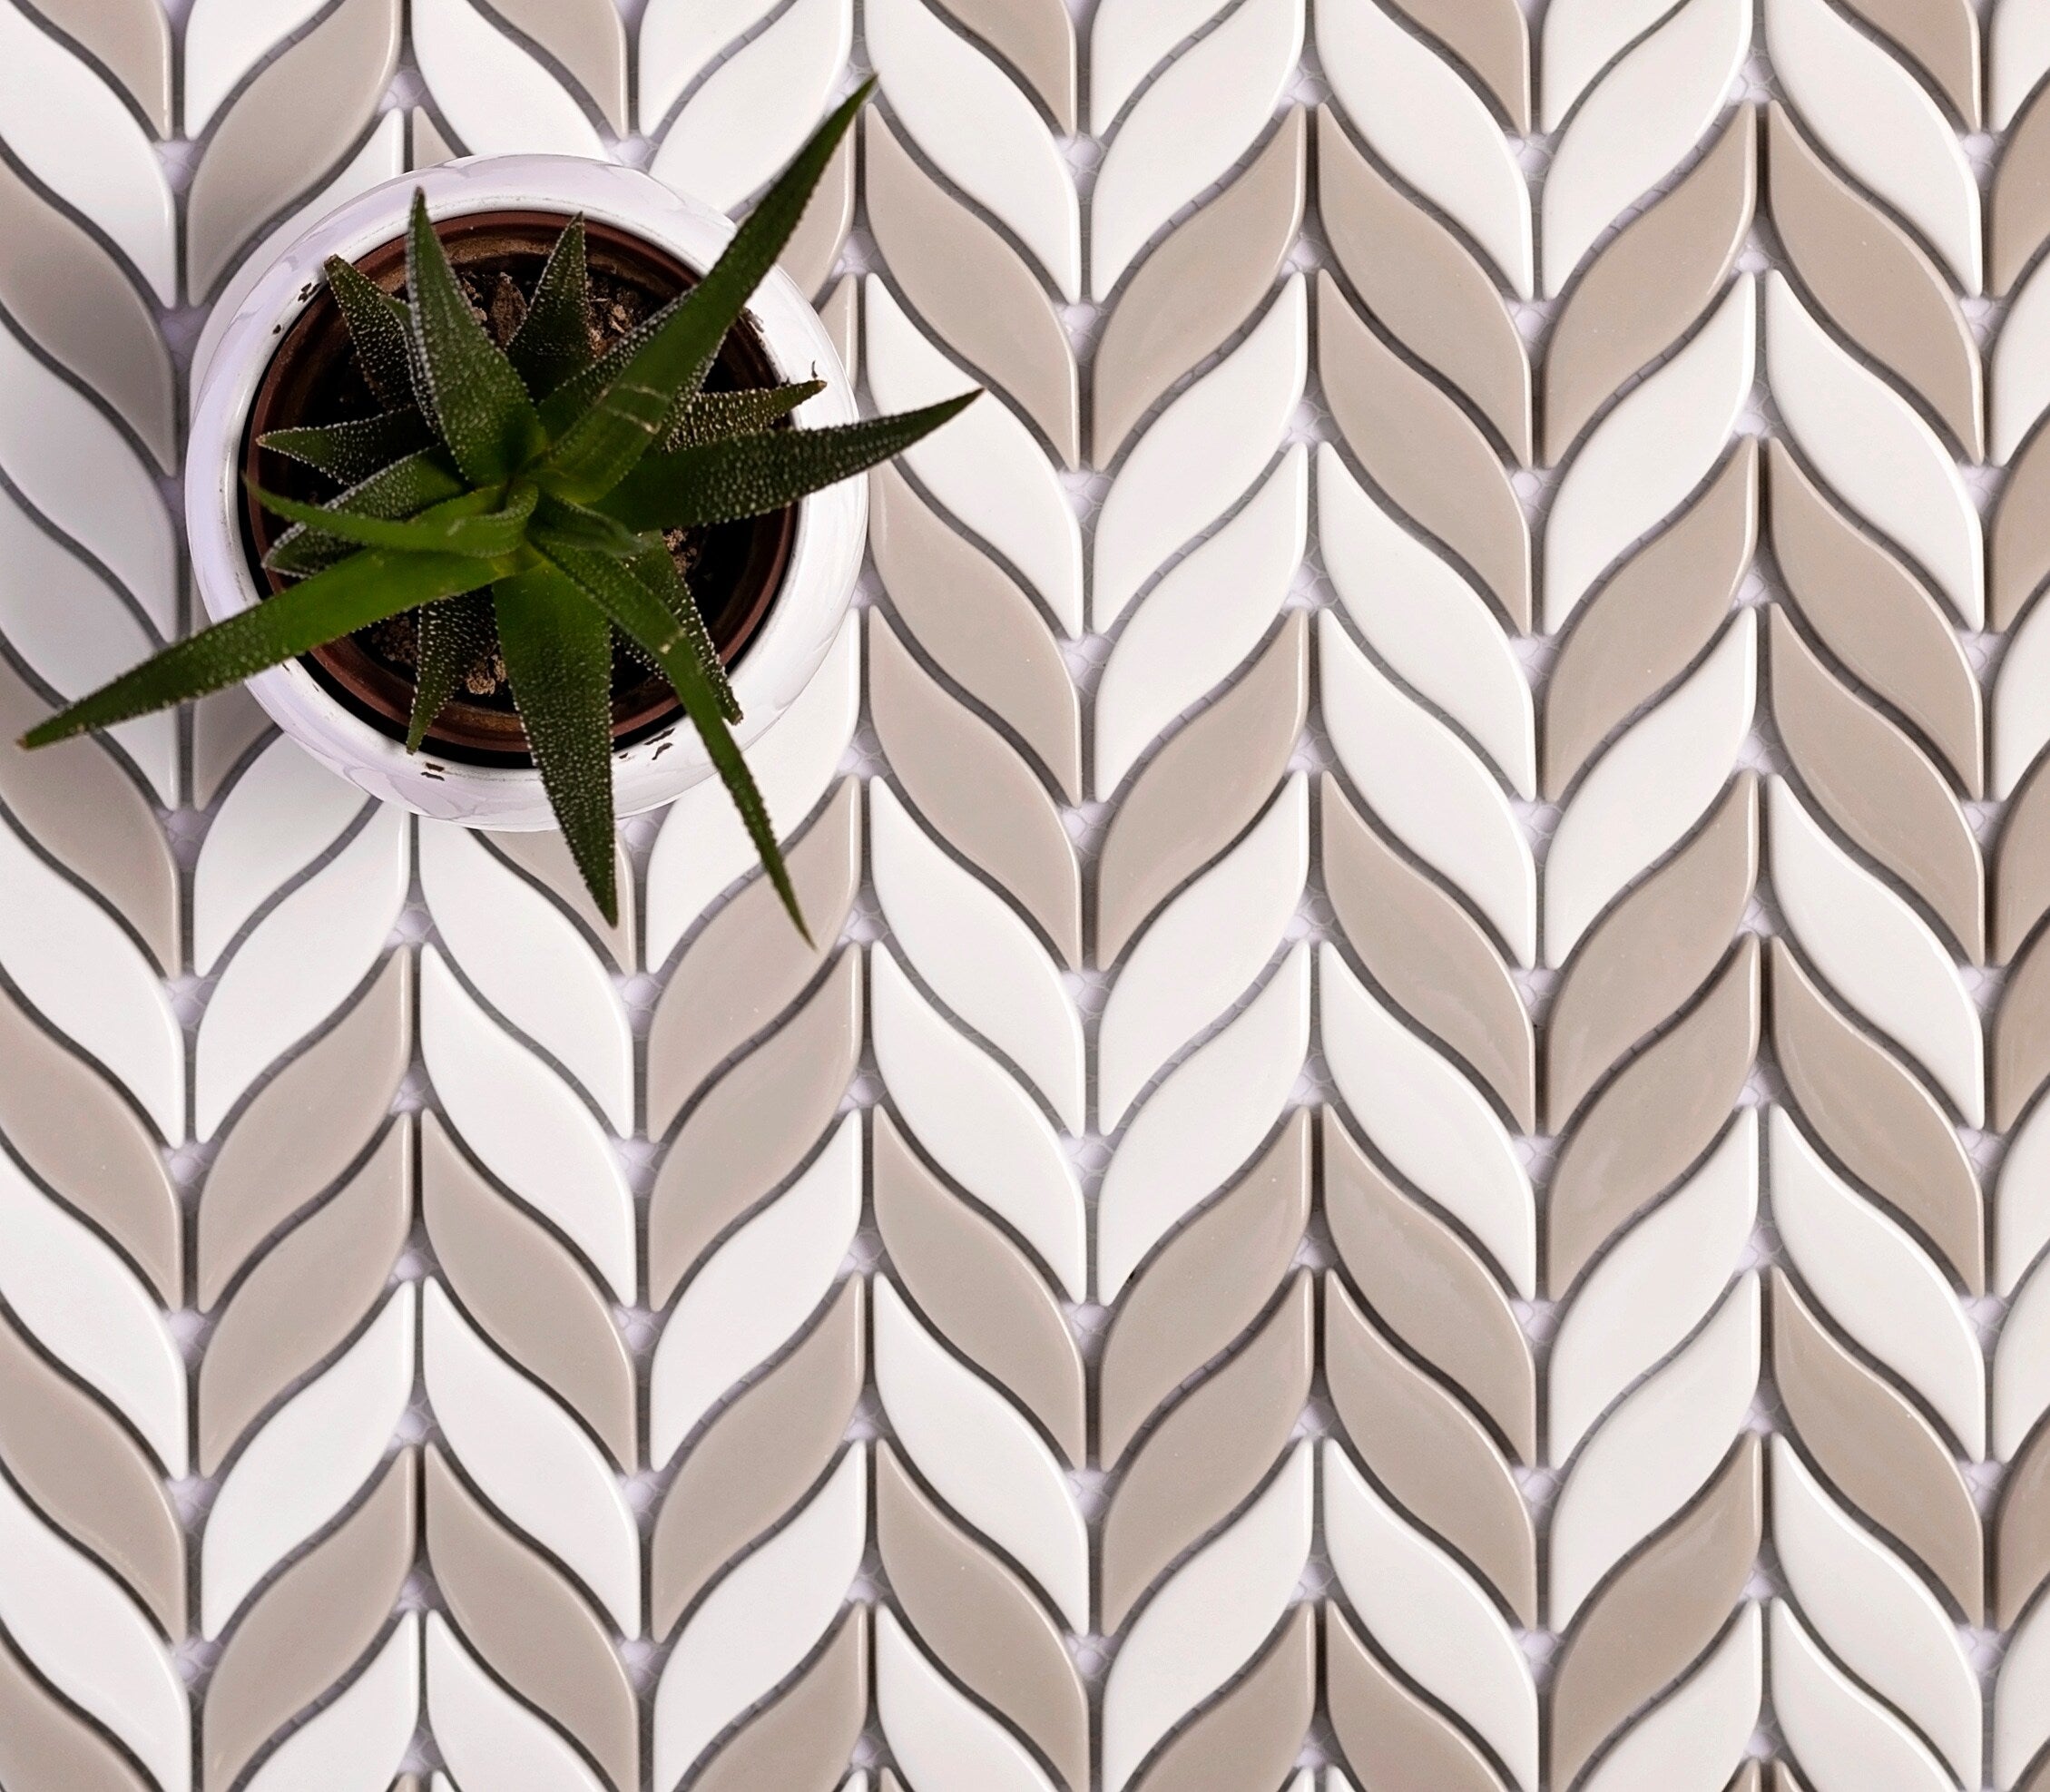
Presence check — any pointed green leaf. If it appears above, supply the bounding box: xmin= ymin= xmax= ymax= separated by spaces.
xmin=20 ymin=548 xmax=511 ymax=747
xmin=407 ymin=588 xmax=496 ymax=749
xmin=403 ymin=191 xmax=545 ymax=484
xmin=531 ymin=491 xmax=648 ymax=558
xmin=266 ymin=447 xmax=468 ymax=575
xmin=625 ymin=537 xmax=740 ymax=721
xmin=492 ymin=566 xmax=620 ymax=923
xmin=598 ymin=394 xmax=977 ymax=532
xmin=534 ymin=84 xmax=871 ymax=502
xmin=663 ymin=380 xmax=825 ymax=448
xmin=325 ymin=255 xmax=414 ymax=408
xmin=505 ymin=215 xmax=595 ymax=399
xmin=535 ymin=539 xmax=807 ymax=938
xmin=255 ymin=480 xmax=537 ymax=558
xmin=258 ymin=409 xmax=433 ymax=485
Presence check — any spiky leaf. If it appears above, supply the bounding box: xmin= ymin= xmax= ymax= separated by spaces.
xmin=259 ymin=410 xmax=433 ymax=484
xmin=493 ymin=566 xmax=620 ymax=922
xmin=599 ymin=394 xmax=977 ymax=532
xmin=20 ymin=549 xmax=511 ymax=746
xmin=535 ymin=538 xmax=805 ymax=936
xmin=407 ymin=589 xmax=496 ymax=749
xmin=664 ymin=380 xmax=824 ymax=449
xmin=325 ymin=256 xmax=414 ymax=408
xmin=505 ymin=215 xmax=594 ymax=398
xmin=266 ymin=447 xmax=468 ymax=574
xmin=626 ymin=536 xmax=739 ymax=720
xmin=534 ymin=85 xmax=869 ymax=501
xmin=403 ymin=191 xmax=545 ymax=485
xmin=255 ymin=480 xmax=537 ymax=558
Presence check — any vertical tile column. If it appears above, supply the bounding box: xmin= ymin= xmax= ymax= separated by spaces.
xmin=860 ymin=1 xmax=1093 ymax=1784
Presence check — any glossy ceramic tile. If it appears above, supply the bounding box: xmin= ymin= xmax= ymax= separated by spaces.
xmin=0 ymin=0 xmax=2038 ymax=1786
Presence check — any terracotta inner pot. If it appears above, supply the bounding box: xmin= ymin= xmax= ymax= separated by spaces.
xmin=240 ymin=209 xmax=799 ymax=768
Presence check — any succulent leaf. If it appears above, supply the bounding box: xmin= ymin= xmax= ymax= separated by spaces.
xmin=259 ymin=410 xmax=434 ymax=484
xmin=506 ymin=215 xmax=594 ymax=398
xmin=254 ymin=480 xmax=537 ymax=559
xmin=599 ymin=394 xmax=977 ymax=533
xmin=19 ymin=549 xmax=511 ymax=746
xmin=664 ymin=380 xmax=824 ymax=448
xmin=324 ymin=255 xmax=414 ymax=408
xmin=408 ymin=588 xmax=497 ymax=750
xmin=266 ymin=447 xmax=469 ymax=574
xmin=402 ymin=191 xmax=545 ymax=485
xmin=493 ymin=566 xmax=621 ymax=923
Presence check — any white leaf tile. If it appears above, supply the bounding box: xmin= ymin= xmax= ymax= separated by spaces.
xmin=420 ymin=946 xmax=636 ymax=1301
xmin=873 ymin=1276 xmax=1089 ymax=1629
xmin=1998 ymin=1252 xmax=2050 ymax=1457
xmin=1771 ymin=1109 xmax=1984 ymax=1458
xmin=191 ymin=112 xmax=406 ymax=393
xmin=649 ymin=1113 xmax=860 ymax=1466
xmin=1325 ymin=1442 xmax=1538 ymax=1789
xmin=1768 ymin=274 xmax=1983 ymax=628
xmin=1998 ymin=574 xmax=2050 ymax=799
xmin=1545 ymin=278 xmax=1756 ymax=632
xmin=1090 ymin=0 xmax=1302 ymax=298
xmin=1998 ymin=1591 xmax=2050 ymax=1787
xmin=0 ymin=1146 xmax=186 ymax=1476
xmin=201 ymin=1284 xmax=414 ymax=1637
xmin=1100 ymin=1442 xmax=1312 ymax=1792
xmin=0 ymin=0 xmax=175 ymax=299
xmin=0 ymin=308 xmax=175 ymax=636
xmin=420 ymin=821 xmax=633 ymax=1135
xmin=1994 ymin=0 xmax=2050 ymax=128
xmin=866 ymin=0 xmax=1080 ymax=299
xmin=1769 ymin=776 xmax=1984 ymax=1125
xmin=1098 ymin=775 xmax=1309 ymax=1132
xmin=1550 ymin=1276 xmax=1760 ymax=1624
xmin=639 ymin=0 xmax=780 ymax=129
xmin=1579 ymin=1604 xmax=1761 ymax=1792
xmin=1320 ymin=446 xmax=1534 ymax=798
xmin=0 ymin=482 xmax=175 ymax=801
xmin=1769 ymin=0 xmax=1983 ymax=292
xmin=1095 ymin=447 xmax=1307 ymax=798
xmin=0 ymin=806 xmax=183 ymax=1142
xmin=426 ymin=1613 xmax=606 ymax=1792
xmin=1550 ymin=1112 xmax=1758 ymax=1463
xmin=411 ymin=0 xmax=605 ymax=157
xmin=1090 ymin=0 xmax=1236 ymax=132
xmin=871 ymin=781 xmax=1084 ymax=1131
xmin=424 ymin=1279 xmax=642 ymax=1636
xmin=1096 ymin=943 xmax=1310 ymax=1301
xmin=1541 ymin=0 xmax=1684 ymax=129
xmin=1770 ymin=1601 xmax=1956 ymax=1792
xmin=2002 ymin=1094 xmax=2050 ymax=1297
xmin=1321 ymin=612 xmax=1536 ymax=966
xmin=1317 ymin=0 xmax=1532 ymax=297
xmin=182 ymin=0 xmax=328 ymax=134
xmin=647 ymin=612 xmax=858 ymax=967
xmin=1772 ymin=1440 xmax=1980 ymax=1786
xmin=650 ymin=0 xmax=851 ymax=212
xmin=653 ymin=1446 xmax=867 ymax=1781
xmin=1545 ymin=612 xmax=1756 ymax=966
xmin=193 ymin=737 xmax=368 ymax=975
xmin=1094 ymin=276 xmax=1307 ymax=631
xmin=1996 ymin=251 xmax=2050 ymax=462
xmin=1320 ymin=944 xmax=1535 ymax=1297
xmin=877 ymin=1605 xmax=1060 ymax=1792
xmin=0 ymin=1466 xmax=188 ymax=1792
xmin=1542 ymin=0 xmax=1748 ymax=294
xmin=871 ymin=943 xmax=1085 ymax=1298
xmin=196 ymin=805 xmax=409 ymax=1141
xmin=866 ymin=278 xmax=1083 ymax=634
xmin=245 ymin=1612 xmax=418 ymax=1792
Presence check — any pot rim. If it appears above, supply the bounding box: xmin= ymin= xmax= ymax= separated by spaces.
xmin=186 ymin=153 xmax=865 ymax=829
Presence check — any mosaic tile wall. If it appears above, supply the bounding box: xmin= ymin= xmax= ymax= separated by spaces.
xmin=0 ymin=0 xmax=2046 ymax=1787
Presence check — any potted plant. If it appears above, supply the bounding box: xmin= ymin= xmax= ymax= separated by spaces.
xmin=20 ymin=85 xmax=969 ymax=930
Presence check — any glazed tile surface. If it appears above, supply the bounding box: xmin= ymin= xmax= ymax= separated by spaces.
xmin=3 ymin=0 xmax=2049 ymax=1787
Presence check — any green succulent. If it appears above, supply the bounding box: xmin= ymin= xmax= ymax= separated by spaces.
xmin=19 ymin=83 xmax=972 ymax=932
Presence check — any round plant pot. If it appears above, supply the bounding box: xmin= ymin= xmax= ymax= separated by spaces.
xmin=187 ymin=154 xmax=866 ymax=829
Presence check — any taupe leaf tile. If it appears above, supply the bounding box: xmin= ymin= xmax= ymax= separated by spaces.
xmin=1130 ymin=1602 xmax=1315 ymax=1792
xmin=1326 ymin=1601 xmax=1507 ymax=1792
xmin=692 ymin=1609 xmax=868 ymax=1792
xmin=1994 ymin=82 xmax=2050 ymax=295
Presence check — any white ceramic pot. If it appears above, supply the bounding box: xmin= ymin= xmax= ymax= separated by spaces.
xmin=186 ymin=154 xmax=865 ymax=828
